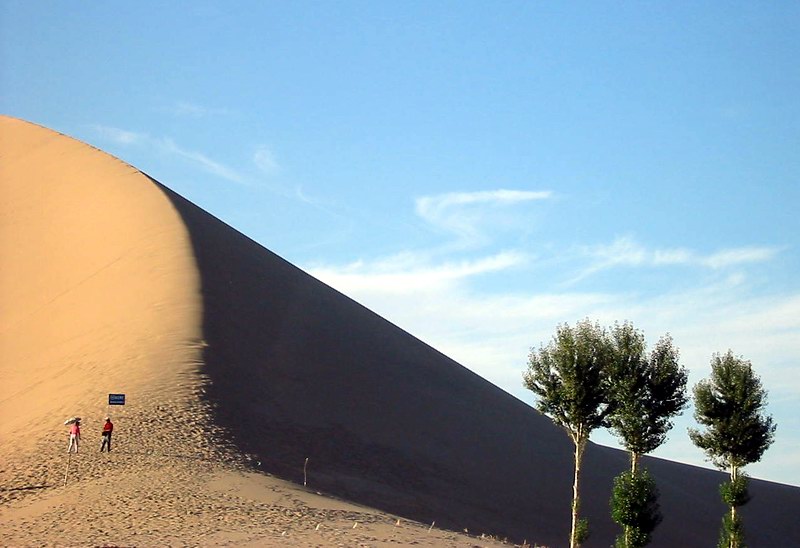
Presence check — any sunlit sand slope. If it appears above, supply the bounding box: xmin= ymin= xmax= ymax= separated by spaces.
xmin=0 ymin=115 xmax=204 ymax=451
xmin=1 ymin=115 xmax=798 ymax=547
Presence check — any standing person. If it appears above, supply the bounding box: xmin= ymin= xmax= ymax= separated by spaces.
xmin=100 ymin=417 xmax=113 ymax=452
xmin=67 ymin=419 xmax=81 ymax=453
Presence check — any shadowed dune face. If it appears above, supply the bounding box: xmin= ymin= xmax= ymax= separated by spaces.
xmin=3 ymin=116 xmax=799 ymax=547
xmin=155 ymin=181 xmax=581 ymax=544
xmin=157 ymin=183 xmax=800 ymax=547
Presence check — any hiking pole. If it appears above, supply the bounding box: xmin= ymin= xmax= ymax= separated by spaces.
xmin=63 ymin=452 xmax=72 ymax=487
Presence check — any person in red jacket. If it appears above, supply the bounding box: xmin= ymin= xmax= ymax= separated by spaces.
xmin=100 ymin=417 xmax=113 ymax=452
xmin=67 ymin=419 xmax=81 ymax=453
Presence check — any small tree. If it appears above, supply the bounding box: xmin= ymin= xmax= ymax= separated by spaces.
xmin=606 ymin=322 xmax=687 ymax=546
xmin=523 ymin=319 xmax=614 ymax=548
xmin=689 ymin=351 xmax=776 ymax=548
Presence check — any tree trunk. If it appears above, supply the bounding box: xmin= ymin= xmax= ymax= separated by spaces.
xmin=622 ymin=451 xmax=641 ymax=547
xmin=570 ymin=437 xmax=586 ymax=548
xmin=631 ymin=451 xmax=639 ymax=475
xmin=730 ymin=464 xmax=738 ymax=548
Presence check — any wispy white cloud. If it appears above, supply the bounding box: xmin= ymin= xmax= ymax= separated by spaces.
xmin=416 ymin=189 xmax=553 ymax=214
xmin=91 ymin=125 xmax=148 ymax=145
xmin=414 ymin=189 xmax=553 ymax=247
xmin=294 ymin=185 xmax=314 ymax=204
xmin=569 ymin=235 xmax=781 ymax=283
xmin=652 ymin=248 xmax=695 ymax=265
xmin=157 ymin=138 xmax=247 ymax=185
xmin=90 ymin=124 xmax=248 ymax=185
xmin=253 ymin=146 xmax=279 ymax=174
xmin=249 ymin=149 xmax=332 ymax=210
xmin=91 ymin=124 xmax=334 ymax=207
xmin=702 ymin=246 xmax=781 ymax=269
xmin=309 ymin=250 xmax=528 ymax=294
xmin=93 ymin=123 xmax=334 ymax=209
xmin=168 ymin=101 xmax=231 ymax=118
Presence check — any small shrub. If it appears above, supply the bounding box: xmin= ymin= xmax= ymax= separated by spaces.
xmin=610 ymin=470 xmax=662 ymax=547
xmin=718 ymin=512 xmax=746 ymax=548
xmin=719 ymin=475 xmax=751 ymax=508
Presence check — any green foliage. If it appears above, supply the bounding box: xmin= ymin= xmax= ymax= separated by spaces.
xmin=720 ymin=474 xmax=751 ymax=508
xmin=610 ymin=470 xmax=662 ymax=548
xmin=607 ymin=323 xmax=688 ymax=459
xmin=575 ymin=518 xmax=590 ymax=545
xmin=718 ymin=512 xmax=746 ymax=548
xmin=523 ymin=318 xmax=614 ymax=444
xmin=689 ymin=351 xmax=776 ymax=471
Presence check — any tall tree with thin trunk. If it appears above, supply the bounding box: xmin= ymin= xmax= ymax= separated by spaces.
xmin=689 ymin=351 xmax=776 ymax=548
xmin=523 ymin=319 xmax=614 ymax=548
xmin=607 ymin=322 xmax=688 ymax=547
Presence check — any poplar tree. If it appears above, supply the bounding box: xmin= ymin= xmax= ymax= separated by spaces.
xmin=689 ymin=351 xmax=776 ymax=548
xmin=608 ymin=325 xmax=688 ymax=473
xmin=524 ymin=319 xmax=614 ymax=548
xmin=606 ymin=322 xmax=688 ymax=547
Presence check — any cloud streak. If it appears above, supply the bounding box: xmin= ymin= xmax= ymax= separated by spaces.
xmin=91 ymin=124 xmax=249 ymax=185
xmin=253 ymin=146 xmax=279 ymax=175
xmin=91 ymin=125 xmax=147 ymax=145
xmin=309 ymin=250 xmax=528 ymax=294
xmin=166 ymin=101 xmax=232 ymax=118
xmin=702 ymin=246 xmax=781 ymax=269
xmin=158 ymin=138 xmax=247 ymax=185
xmin=90 ymin=125 xmax=340 ymax=215
xmin=414 ymin=189 xmax=553 ymax=248
xmin=569 ymin=236 xmax=781 ymax=283
xmin=416 ymin=189 xmax=553 ymax=213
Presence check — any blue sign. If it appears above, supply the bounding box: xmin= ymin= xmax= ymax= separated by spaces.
xmin=108 ymin=393 xmax=126 ymax=405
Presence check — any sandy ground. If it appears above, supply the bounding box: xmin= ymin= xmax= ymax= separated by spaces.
xmin=1 ymin=440 xmax=522 ymax=547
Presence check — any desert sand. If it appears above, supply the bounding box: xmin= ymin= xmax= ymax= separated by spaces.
xmin=1 ymin=115 xmax=799 ymax=547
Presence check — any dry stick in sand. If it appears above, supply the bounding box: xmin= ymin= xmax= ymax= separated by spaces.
xmin=303 ymin=457 xmax=309 ymax=486
xmin=428 ymin=521 xmax=436 ymax=532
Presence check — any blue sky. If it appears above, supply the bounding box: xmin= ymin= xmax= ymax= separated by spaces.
xmin=3 ymin=2 xmax=798 ymax=485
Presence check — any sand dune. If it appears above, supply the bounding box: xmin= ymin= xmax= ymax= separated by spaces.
xmin=1 ymin=115 xmax=203 ymax=446
xmin=1 ymin=115 xmax=799 ymax=547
